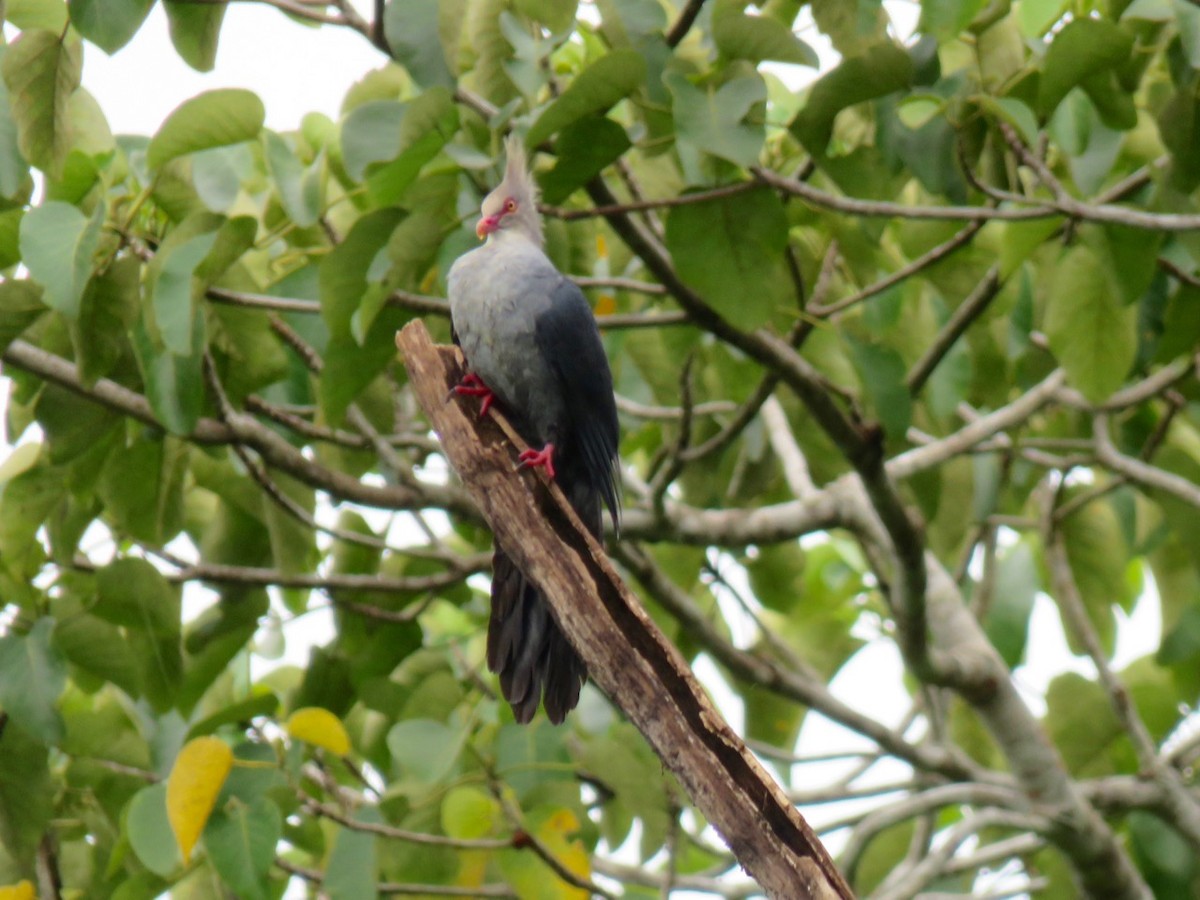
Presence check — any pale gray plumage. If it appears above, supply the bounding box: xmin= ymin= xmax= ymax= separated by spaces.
xmin=447 ymin=136 xmax=620 ymax=725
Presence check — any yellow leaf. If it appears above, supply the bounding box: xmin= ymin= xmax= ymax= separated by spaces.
xmin=454 ymin=849 xmax=489 ymax=888
xmin=536 ymin=808 xmax=590 ymax=899
xmin=286 ymin=706 xmax=351 ymax=756
xmin=593 ymin=293 xmax=617 ymax=316
xmin=166 ymin=736 xmax=233 ymax=862
xmin=0 ymin=880 xmax=35 ymax=900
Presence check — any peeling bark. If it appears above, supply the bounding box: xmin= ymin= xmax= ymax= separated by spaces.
xmin=397 ymin=321 xmax=854 ymax=900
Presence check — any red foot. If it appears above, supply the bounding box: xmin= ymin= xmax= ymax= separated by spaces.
xmin=518 ymin=443 xmax=556 ymax=480
xmin=453 ymin=372 xmax=496 ymax=417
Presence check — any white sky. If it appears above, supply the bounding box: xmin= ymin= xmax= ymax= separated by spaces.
xmin=84 ymin=4 xmax=378 ymax=134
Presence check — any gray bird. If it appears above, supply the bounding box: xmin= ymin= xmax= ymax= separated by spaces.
xmin=447 ymin=136 xmax=621 ymax=724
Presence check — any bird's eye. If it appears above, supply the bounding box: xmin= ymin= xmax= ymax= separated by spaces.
xmin=504 ymin=199 xmax=517 ymax=213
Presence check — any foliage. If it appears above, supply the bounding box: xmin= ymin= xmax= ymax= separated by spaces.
xmin=0 ymin=0 xmax=1199 ymax=897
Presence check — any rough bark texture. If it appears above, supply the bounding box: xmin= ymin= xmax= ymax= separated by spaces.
xmin=397 ymin=320 xmax=854 ymax=900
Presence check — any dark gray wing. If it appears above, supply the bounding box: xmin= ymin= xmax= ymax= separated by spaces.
xmin=534 ymin=278 xmax=621 ymax=530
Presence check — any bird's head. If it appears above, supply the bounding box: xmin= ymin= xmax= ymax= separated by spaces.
xmin=476 ymin=135 xmax=543 ymax=246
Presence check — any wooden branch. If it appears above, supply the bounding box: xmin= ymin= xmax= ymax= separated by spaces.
xmin=396 ymin=321 xmax=854 ymax=900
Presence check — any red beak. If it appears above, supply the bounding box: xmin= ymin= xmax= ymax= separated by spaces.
xmin=476 ymin=215 xmax=500 ymax=239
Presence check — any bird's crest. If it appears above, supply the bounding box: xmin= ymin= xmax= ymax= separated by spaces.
xmin=488 ymin=134 xmax=542 ymax=245
xmin=502 ymin=134 xmax=540 ymax=209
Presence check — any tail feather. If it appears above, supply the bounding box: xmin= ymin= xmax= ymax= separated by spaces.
xmin=487 ymin=468 xmax=601 ymax=724
xmin=489 ymin=549 xmax=586 ymax=724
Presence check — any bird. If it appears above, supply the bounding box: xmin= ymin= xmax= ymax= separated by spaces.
xmin=446 ymin=135 xmax=621 ymax=725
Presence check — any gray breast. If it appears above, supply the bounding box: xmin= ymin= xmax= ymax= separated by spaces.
xmin=448 ymin=238 xmax=567 ymax=445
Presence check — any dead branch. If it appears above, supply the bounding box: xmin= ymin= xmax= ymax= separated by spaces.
xmin=396 ymin=320 xmax=854 ymax=900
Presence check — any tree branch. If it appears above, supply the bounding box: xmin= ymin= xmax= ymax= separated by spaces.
xmin=665 ymin=0 xmax=708 ymax=47
xmin=396 ymin=320 xmax=854 ymax=900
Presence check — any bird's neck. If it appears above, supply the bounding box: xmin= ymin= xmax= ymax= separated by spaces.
xmin=491 ymin=225 xmax=543 ymax=251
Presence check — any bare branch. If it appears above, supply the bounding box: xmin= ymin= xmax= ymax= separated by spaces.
xmin=397 ymin=322 xmax=854 ymax=900
xmin=754 ymin=165 xmax=1200 ymax=230
xmin=1092 ymin=413 xmax=1200 ymax=509
xmin=1045 ymin=498 xmax=1200 ymax=850
xmin=813 ymin=221 xmax=986 ymax=318
xmin=0 ymin=339 xmax=475 ymax=516
xmin=906 ymin=265 xmax=1003 ymax=396
xmin=665 ymin=0 xmax=709 ymax=47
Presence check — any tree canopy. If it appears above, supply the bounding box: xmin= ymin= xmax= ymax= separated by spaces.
xmin=1 ymin=0 xmax=1199 ymax=898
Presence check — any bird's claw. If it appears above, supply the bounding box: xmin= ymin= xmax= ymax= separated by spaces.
xmin=517 ymin=444 xmax=556 ymax=480
xmin=450 ymin=372 xmax=496 ymax=418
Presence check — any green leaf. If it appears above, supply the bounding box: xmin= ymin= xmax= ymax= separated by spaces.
xmin=383 ymin=0 xmax=454 ymax=88
xmin=0 ymin=720 xmax=53 ymax=869
xmin=1156 ymin=87 xmax=1200 ymax=185
xmin=1045 ymin=673 xmax=1119 ymax=776
xmin=790 ymin=42 xmax=914 ymax=154
xmin=468 ymin=0 xmax=519 ymax=104
xmin=526 ymin=49 xmax=646 ymax=147
xmin=1017 ymin=0 xmax=1067 ymax=37
xmin=97 ymin=436 xmax=188 ymax=544
xmin=17 ymin=200 xmax=104 ymax=319
xmin=264 ymin=131 xmax=318 ymax=227
xmin=0 ymin=49 xmax=31 ymax=200
xmin=0 ymin=619 xmax=66 ymax=745
xmin=131 ymin=314 xmax=205 ymax=435
xmin=1038 ymin=18 xmax=1134 ymax=120
xmin=0 ymin=29 xmax=82 ymax=177
xmin=1058 ymin=494 xmax=1131 ymax=655
xmin=984 ymin=539 xmax=1039 ymax=668
xmin=578 ymin=726 xmax=670 ymax=858
xmin=130 ymin=627 xmax=184 ymax=714
xmin=127 ymin=783 xmax=183 ymax=878
xmin=1129 ymin=811 xmax=1200 ymax=897
xmin=440 ymin=786 xmax=499 ymax=839
xmin=742 ymin=671 xmax=805 ymax=755
xmin=0 ymin=281 xmax=48 ymax=354
xmin=319 ymin=207 xmax=404 ymax=342
xmin=1173 ymin=0 xmax=1200 ymax=69
xmin=340 ymin=100 xmax=405 ymax=182
xmin=68 ymin=0 xmax=156 ymax=54
xmin=323 ymin=810 xmax=380 ymax=900
xmin=203 ymin=798 xmax=281 ymax=900
xmin=163 ymin=0 xmax=226 ymax=72
xmin=53 ymin=613 xmax=143 ymax=698
xmin=712 ymin=0 xmax=819 ymax=66
xmin=386 ymin=719 xmax=463 ymax=786
xmin=0 ymin=209 xmax=26 ymax=270
xmin=665 ymin=70 xmax=766 ymax=168
xmin=1122 ymin=656 xmax=1183 ymax=744
xmin=1159 ymin=604 xmax=1200 ymax=666
xmin=515 ymin=0 xmax=577 ymax=31
xmin=366 ymin=87 xmax=459 ymax=205
xmin=6 ymin=0 xmax=70 ymax=30
xmin=854 ymin=821 xmax=917 ymax=894
xmin=896 ymin=94 xmax=943 ymax=130
xmin=72 ymin=252 xmax=141 ymax=385
xmin=849 ymin=339 xmax=912 ymax=439
xmin=94 ymin=557 xmax=181 ymax=635
xmin=151 ymin=230 xmax=217 ymax=355
xmin=977 ymin=95 xmax=1040 ymax=146
xmin=147 ymin=89 xmax=265 ymax=170
xmin=919 ymin=0 xmax=989 ymax=40
xmin=36 ymin=382 xmax=119 ymax=464
xmin=1044 ymin=245 xmax=1136 ymax=403
xmin=539 ymin=116 xmax=630 ymax=204
xmin=811 ymin=0 xmax=888 ymax=55
xmin=665 ymin=187 xmax=789 ymax=329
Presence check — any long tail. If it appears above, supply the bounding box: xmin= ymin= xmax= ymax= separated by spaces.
xmin=486 ymin=470 xmax=601 ymax=724
xmin=488 ymin=550 xmax=586 ymax=724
